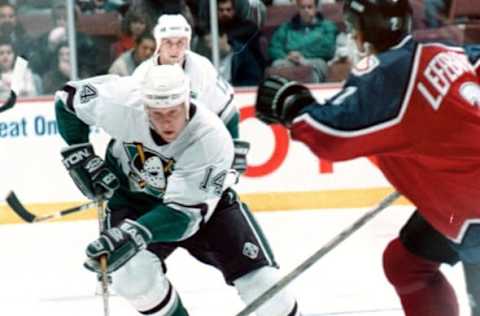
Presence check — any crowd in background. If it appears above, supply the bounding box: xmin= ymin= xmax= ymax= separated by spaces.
xmin=0 ymin=0 xmax=475 ymax=99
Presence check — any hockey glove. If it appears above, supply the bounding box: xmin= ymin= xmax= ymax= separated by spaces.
xmin=61 ymin=143 xmax=119 ymax=200
xmin=232 ymin=140 xmax=250 ymax=174
xmin=255 ymin=76 xmax=315 ymax=126
xmin=84 ymin=219 xmax=153 ymax=273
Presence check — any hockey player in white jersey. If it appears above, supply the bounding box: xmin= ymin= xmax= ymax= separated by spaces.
xmin=134 ymin=13 xmax=248 ymax=173
xmin=133 ymin=14 xmax=237 ymax=136
xmin=54 ymin=65 xmax=301 ymax=316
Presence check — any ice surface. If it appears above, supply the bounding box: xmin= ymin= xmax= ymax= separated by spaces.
xmin=0 ymin=206 xmax=468 ymax=316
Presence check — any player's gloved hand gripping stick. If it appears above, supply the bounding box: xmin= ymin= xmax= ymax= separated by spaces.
xmin=61 ymin=143 xmax=119 ymax=200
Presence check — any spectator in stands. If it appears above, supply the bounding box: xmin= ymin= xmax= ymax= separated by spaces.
xmin=77 ymin=0 xmax=126 ymax=15
xmin=195 ymin=28 xmax=262 ymax=87
xmin=193 ymin=0 xmax=266 ymax=28
xmin=29 ymin=3 xmax=68 ymax=76
xmin=267 ymin=0 xmax=337 ymax=83
xmin=0 ymin=36 xmax=42 ymax=99
xmin=111 ymin=9 xmax=149 ymax=59
xmin=0 ymin=2 xmax=32 ymax=61
xmin=217 ymin=0 xmax=266 ymax=69
xmin=425 ymin=0 xmax=451 ymax=28
xmin=324 ymin=32 xmax=360 ymax=82
xmin=42 ymin=42 xmax=71 ymax=95
xmin=266 ymin=0 xmax=294 ymax=5
xmin=28 ymin=3 xmax=99 ymax=79
xmin=127 ymin=0 xmax=190 ymax=26
xmin=109 ymin=32 xmax=155 ymax=76
xmin=218 ymin=0 xmax=259 ymax=44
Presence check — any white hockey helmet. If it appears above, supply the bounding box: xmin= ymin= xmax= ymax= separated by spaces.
xmin=141 ymin=64 xmax=190 ymax=111
xmin=154 ymin=14 xmax=192 ymax=48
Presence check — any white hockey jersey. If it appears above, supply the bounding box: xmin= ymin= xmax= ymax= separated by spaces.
xmin=133 ymin=51 xmax=236 ymax=124
xmin=60 ymin=75 xmax=235 ymax=240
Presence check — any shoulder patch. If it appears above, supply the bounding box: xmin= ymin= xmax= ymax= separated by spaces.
xmin=79 ymin=84 xmax=97 ymax=104
xmin=351 ymin=55 xmax=380 ymax=76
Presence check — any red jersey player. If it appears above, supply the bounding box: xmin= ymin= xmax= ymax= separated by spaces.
xmin=254 ymin=0 xmax=480 ymax=315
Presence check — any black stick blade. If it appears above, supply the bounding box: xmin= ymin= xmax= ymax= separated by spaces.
xmin=0 ymin=91 xmax=16 ymax=113
xmin=5 ymin=191 xmax=36 ymax=222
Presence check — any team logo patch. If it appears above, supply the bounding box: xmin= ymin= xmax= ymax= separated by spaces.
xmin=242 ymin=242 xmax=259 ymax=260
xmin=352 ymin=55 xmax=380 ymax=77
xmin=123 ymin=143 xmax=175 ymax=197
xmin=140 ymin=156 xmax=170 ymax=189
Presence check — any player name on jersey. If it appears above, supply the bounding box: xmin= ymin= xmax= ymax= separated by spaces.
xmin=417 ymin=48 xmax=476 ymax=110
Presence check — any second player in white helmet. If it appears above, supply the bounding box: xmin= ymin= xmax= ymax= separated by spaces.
xmin=133 ymin=14 xmax=238 ymax=138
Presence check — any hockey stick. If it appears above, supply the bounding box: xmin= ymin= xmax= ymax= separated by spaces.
xmin=96 ymin=199 xmax=110 ymax=316
xmin=0 ymin=57 xmax=28 ymax=113
xmin=6 ymin=191 xmax=96 ymax=223
xmin=234 ymin=191 xmax=401 ymax=316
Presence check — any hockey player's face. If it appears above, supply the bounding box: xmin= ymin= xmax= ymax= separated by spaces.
xmin=159 ymin=37 xmax=188 ymax=65
xmin=146 ymin=104 xmax=188 ymax=142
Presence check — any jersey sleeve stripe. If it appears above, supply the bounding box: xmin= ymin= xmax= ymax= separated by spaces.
xmin=292 ymin=44 xmax=423 ymax=138
xmin=217 ymin=93 xmax=236 ymax=122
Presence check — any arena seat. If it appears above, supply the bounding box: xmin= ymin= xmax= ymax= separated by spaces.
xmin=447 ymin=0 xmax=480 ymax=24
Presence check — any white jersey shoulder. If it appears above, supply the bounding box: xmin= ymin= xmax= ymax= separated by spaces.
xmin=184 ymin=51 xmax=235 ymax=121
xmin=62 ymin=74 xmax=150 ymax=143
xmin=131 ymin=57 xmax=155 ymax=82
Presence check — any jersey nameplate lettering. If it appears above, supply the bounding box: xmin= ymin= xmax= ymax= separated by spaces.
xmin=417 ymin=51 xmax=475 ymax=110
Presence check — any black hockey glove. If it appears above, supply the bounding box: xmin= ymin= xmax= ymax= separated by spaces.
xmin=61 ymin=143 xmax=119 ymax=200
xmin=255 ymin=76 xmax=315 ymax=126
xmin=232 ymin=140 xmax=250 ymax=174
xmin=84 ymin=219 xmax=153 ymax=273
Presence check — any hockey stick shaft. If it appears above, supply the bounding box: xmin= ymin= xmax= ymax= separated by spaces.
xmin=6 ymin=190 xmax=96 ymax=223
xmin=234 ymin=191 xmax=401 ymax=316
xmin=96 ymin=199 xmax=110 ymax=316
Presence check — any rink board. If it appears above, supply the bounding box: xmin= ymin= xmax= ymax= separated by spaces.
xmin=0 ymin=85 xmax=408 ymax=224
xmin=0 ymin=187 xmax=411 ymax=224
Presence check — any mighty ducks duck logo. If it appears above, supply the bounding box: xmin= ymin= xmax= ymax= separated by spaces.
xmin=124 ymin=143 xmax=175 ymax=197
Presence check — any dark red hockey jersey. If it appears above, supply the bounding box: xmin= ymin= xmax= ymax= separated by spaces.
xmin=291 ymin=36 xmax=480 ymax=242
